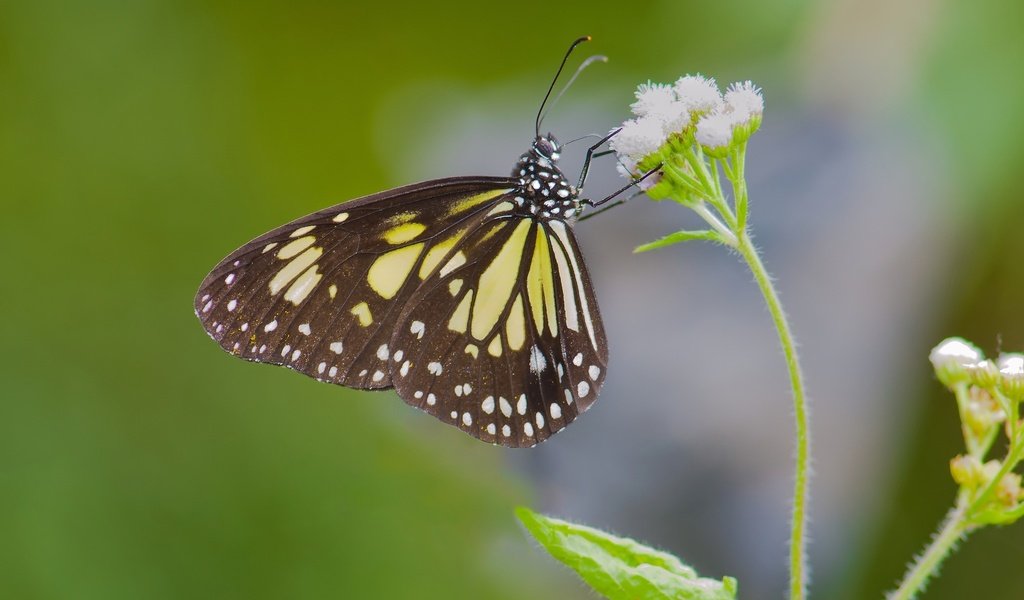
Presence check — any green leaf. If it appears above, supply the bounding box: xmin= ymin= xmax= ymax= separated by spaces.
xmin=516 ymin=507 xmax=738 ymax=600
xmin=634 ymin=230 xmax=724 ymax=253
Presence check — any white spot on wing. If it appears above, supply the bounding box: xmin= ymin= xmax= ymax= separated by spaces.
xmin=481 ymin=396 xmax=495 ymax=414
xmin=372 ymin=370 xmax=385 ymax=382
xmin=226 ymin=299 xmax=237 ymax=312
xmin=529 ymin=345 xmax=547 ymax=374
xmin=499 ymin=397 xmax=512 ymax=418
xmin=573 ymin=353 xmax=583 ymax=366
xmin=376 ymin=344 xmax=390 ymax=361
xmin=577 ymin=381 xmax=590 ymax=397
xmin=589 ymin=365 xmax=601 ymax=380
xmin=462 ymin=413 xmax=473 ymax=426
xmin=264 ymin=320 xmax=278 ymax=332
xmin=427 ymin=362 xmax=443 ymax=375
xmin=524 ymin=422 xmax=534 ymax=437
xmin=330 ymin=341 xmax=344 ymax=354
xmin=516 ymin=394 xmax=527 ymax=415
xmin=298 ymin=323 xmax=311 ymax=336
xmin=550 ymin=403 xmax=562 ymax=419
xmin=410 ymin=321 xmax=425 ymax=339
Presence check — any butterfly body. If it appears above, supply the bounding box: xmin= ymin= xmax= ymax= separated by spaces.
xmin=196 ymin=131 xmax=608 ymax=448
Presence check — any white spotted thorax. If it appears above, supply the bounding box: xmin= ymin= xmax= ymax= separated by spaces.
xmin=512 ymin=134 xmax=581 ymax=221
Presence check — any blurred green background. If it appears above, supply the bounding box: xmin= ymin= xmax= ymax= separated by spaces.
xmin=2 ymin=0 xmax=1022 ymax=598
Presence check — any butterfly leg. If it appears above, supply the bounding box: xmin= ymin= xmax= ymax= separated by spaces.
xmin=584 ymin=164 xmax=663 ymax=209
xmin=576 ymin=128 xmax=622 ymax=191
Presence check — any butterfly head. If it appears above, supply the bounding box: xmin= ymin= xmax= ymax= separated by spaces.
xmin=532 ymin=134 xmax=561 ymax=162
xmin=513 ymin=134 xmax=580 ymax=221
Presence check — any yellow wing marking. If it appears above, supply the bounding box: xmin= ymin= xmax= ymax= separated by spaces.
xmin=270 ymin=246 xmax=323 ymax=295
xmin=526 ymin=228 xmax=558 ymax=337
xmin=351 ymin=301 xmax=373 ymax=326
xmin=439 ymin=251 xmax=467 ymax=277
xmin=471 ymin=220 xmax=532 ymax=340
xmin=367 ymin=243 xmax=424 ymax=299
xmin=550 ymin=221 xmax=598 ymax=350
xmin=383 ymin=222 xmax=426 ymax=244
xmin=284 ymin=264 xmax=322 ymax=305
xmin=487 ymin=335 xmax=503 ymax=357
xmin=506 ymin=294 xmax=526 ymax=351
xmin=276 ymin=236 xmax=316 ymax=260
xmin=549 ymin=235 xmax=578 ymax=332
xmin=419 ymin=233 xmax=462 ymax=279
xmin=448 ymin=290 xmax=474 ymax=334
xmin=446 ymin=189 xmax=512 ymax=217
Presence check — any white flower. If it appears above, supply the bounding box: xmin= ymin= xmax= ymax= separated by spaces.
xmin=724 ymin=81 xmax=764 ymax=119
xmin=673 ymin=74 xmax=722 ymax=113
xmin=658 ymin=101 xmax=691 ymax=136
xmin=694 ymin=110 xmax=737 ymax=150
xmin=930 ymin=337 xmax=984 ymax=389
xmin=1000 ymin=354 xmax=1024 ymax=377
xmin=610 ymin=116 xmax=667 ymax=163
xmin=930 ymin=338 xmax=983 ymax=369
xmin=998 ymin=353 xmax=1024 ymax=399
xmin=630 ymin=82 xmax=676 ymax=118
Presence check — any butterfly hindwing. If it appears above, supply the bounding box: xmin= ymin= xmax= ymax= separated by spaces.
xmin=390 ymin=214 xmax=608 ymax=447
xmin=194 ymin=177 xmax=516 ymax=390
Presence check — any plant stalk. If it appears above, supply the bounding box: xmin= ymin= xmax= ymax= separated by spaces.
xmin=735 ymin=231 xmax=810 ymax=600
xmin=887 ymin=506 xmax=969 ymax=600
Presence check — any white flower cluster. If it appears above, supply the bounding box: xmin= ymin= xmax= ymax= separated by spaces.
xmin=611 ymin=75 xmax=764 ymax=183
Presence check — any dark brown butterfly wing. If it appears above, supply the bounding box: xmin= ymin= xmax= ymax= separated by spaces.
xmin=194 ymin=177 xmax=516 ymax=390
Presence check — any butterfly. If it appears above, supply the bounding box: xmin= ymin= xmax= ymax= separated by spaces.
xmin=194 ymin=37 xmax=644 ymax=447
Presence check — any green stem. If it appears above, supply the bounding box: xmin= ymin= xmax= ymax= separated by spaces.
xmin=887 ymin=505 xmax=970 ymax=600
xmin=735 ymin=232 xmax=810 ymax=600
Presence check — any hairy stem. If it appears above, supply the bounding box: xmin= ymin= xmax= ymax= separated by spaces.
xmin=888 ymin=506 xmax=970 ymax=600
xmin=735 ymin=232 xmax=810 ymax=600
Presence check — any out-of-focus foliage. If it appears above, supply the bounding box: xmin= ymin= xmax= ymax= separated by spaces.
xmin=2 ymin=0 xmax=1023 ymax=598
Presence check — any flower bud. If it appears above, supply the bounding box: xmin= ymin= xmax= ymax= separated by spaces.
xmin=997 ymin=472 xmax=1023 ymax=507
xmin=964 ymin=386 xmax=1005 ymax=437
xmin=929 ymin=337 xmax=983 ymax=389
xmin=966 ymin=359 xmax=1001 ymax=390
xmin=950 ymin=454 xmax=984 ymax=488
xmin=997 ymin=353 xmax=1024 ymax=401
xmin=673 ymin=74 xmax=722 ymax=114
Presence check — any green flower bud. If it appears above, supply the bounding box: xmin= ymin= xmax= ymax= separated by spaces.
xmin=997 ymin=353 xmax=1024 ymax=401
xmin=929 ymin=337 xmax=983 ymax=389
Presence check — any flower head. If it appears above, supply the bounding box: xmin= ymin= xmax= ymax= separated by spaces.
xmin=724 ymin=81 xmax=764 ymax=120
xmin=930 ymin=337 xmax=983 ymax=389
xmin=609 ymin=116 xmax=667 ymax=166
xmin=695 ymin=110 xmax=739 ymax=154
xmin=998 ymin=353 xmax=1024 ymax=400
xmin=673 ymin=74 xmax=723 ymax=113
xmin=630 ymin=82 xmax=676 ymax=118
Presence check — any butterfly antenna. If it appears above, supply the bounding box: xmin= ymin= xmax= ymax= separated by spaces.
xmin=538 ymin=54 xmax=608 ymax=132
xmin=535 ymin=36 xmax=592 ymax=138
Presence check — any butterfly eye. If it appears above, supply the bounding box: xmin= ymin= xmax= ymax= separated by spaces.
xmin=534 ymin=136 xmax=558 ymax=158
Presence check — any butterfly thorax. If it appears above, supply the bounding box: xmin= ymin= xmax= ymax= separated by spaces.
xmin=511 ymin=135 xmax=580 ymax=221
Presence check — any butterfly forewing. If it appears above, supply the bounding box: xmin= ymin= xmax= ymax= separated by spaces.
xmin=389 ymin=215 xmax=607 ymax=447
xmin=194 ymin=177 xmax=516 ymax=390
